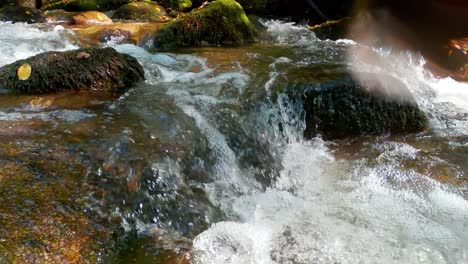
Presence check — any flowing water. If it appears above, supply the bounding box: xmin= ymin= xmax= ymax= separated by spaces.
xmin=0 ymin=20 xmax=467 ymax=263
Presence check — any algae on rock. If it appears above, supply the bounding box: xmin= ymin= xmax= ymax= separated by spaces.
xmin=112 ymin=1 xmax=169 ymax=22
xmin=154 ymin=0 xmax=255 ymax=49
xmin=0 ymin=47 xmax=144 ymax=95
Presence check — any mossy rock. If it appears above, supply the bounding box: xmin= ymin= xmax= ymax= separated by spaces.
xmin=158 ymin=0 xmax=192 ymax=12
xmin=112 ymin=1 xmax=169 ymax=22
xmin=154 ymin=0 xmax=255 ymax=49
xmin=41 ymin=0 xmax=139 ymax=12
xmin=297 ymin=74 xmax=429 ymax=140
xmin=0 ymin=5 xmax=45 ymax=23
xmin=0 ymin=47 xmax=144 ymax=95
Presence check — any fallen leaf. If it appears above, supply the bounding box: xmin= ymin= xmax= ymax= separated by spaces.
xmin=17 ymin=63 xmax=32 ymax=81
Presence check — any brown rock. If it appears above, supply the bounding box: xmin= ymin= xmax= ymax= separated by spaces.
xmin=71 ymin=22 xmax=164 ymax=46
xmin=72 ymin=10 xmax=113 ymax=25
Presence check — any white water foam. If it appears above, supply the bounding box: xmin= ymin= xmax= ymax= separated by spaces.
xmin=0 ymin=22 xmax=78 ymax=66
xmin=193 ymin=21 xmax=468 ymax=264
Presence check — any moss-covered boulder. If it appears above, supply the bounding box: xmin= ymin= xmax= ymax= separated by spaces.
xmin=295 ymin=74 xmax=429 ymax=140
xmin=0 ymin=5 xmax=45 ymax=23
xmin=154 ymin=0 xmax=255 ymax=49
xmin=112 ymin=1 xmax=169 ymax=22
xmin=0 ymin=47 xmax=144 ymax=95
xmin=158 ymin=0 xmax=192 ymax=12
xmin=41 ymin=0 xmax=137 ymax=12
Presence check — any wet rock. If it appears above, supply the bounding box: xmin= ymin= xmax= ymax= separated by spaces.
xmin=0 ymin=142 xmax=118 ymax=263
xmin=71 ymin=22 xmax=163 ymax=46
xmin=158 ymin=0 xmax=192 ymax=12
xmin=0 ymin=47 xmax=144 ymax=95
xmin=16 ymin=0 xmax=38 ymax=8
xmin=453 ymin=64 xmax=468 ymax=83
xmin=112 ymin=2 xmax=169 ymax=22
xmin=72 ymin=10 xmax=112 ymax=25
xmin=41 ymin=0 xmax=137 ymax=12
xmin=296 ymin=74 xmax=429 ymax=140
xmin=309 ymin=17 xmax=352 ymax=40
xmin=44 ymin=9 xmax=76 ymax=23
xmin=154 ymin=0 xmax=255 ymax=50
xmin=0 ymin=5 xmax=45 ymax=23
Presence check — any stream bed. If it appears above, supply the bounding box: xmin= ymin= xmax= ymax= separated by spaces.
xmin=0 ymin=20 xmax=467 ymax=263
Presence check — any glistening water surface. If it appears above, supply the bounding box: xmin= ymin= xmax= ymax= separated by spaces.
xmin=0 ymin=20 xmax=467 ymax=263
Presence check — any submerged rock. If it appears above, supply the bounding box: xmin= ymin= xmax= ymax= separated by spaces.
xmin=0 ymin=47 xmax=144 ymax=95
xmin=153 ymin=0 xmax=255 ymax=49
xmin=297 ymin=74 xmax=429 ymax=140
xmin=0 ymin=5 xmax=45 ymax=23
xmin=112 ymin=1 xmax=169 ymax=22
xmin=0 ymin=142 xmax=118 ymax=263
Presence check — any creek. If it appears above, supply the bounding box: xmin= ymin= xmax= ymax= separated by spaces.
xmin=0 ymin=20 xmax=467 ymax=263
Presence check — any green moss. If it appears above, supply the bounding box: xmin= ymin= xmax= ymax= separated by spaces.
xmin=112 ymin=2 xmax=168 ymax=22
xmin=154 ymin=0 xmax=255 ymax=50
xmin=0 ymin=47 xmax=144 ymax=95
xmin=159 ymin=0 xmax=192 ymax=12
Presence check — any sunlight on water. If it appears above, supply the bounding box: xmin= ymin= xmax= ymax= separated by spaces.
xmin=192 ymin=21 xmax=468 ymax=264
xmin=1 ymin=20 xmax=465 ymax=263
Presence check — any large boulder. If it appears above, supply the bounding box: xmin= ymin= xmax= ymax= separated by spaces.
xmin=0 ymin=47 xmax=144 ymax=95
xmin=296 ymin=74 xmax=429 ymax=140
xmin=112 ymin=1 xmax=169 ymax=22
xmin=0 ymin=5 xmax=45 ymax=23
xmin=153 ymin=0 xmax=255 ymax=49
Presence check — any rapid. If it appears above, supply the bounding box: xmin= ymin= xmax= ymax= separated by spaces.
xmin=0 ymin=19 xmax=467 ymax=263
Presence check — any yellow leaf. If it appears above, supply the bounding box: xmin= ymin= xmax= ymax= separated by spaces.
xmin=17 ymin=63 xmax=32 ymax=81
